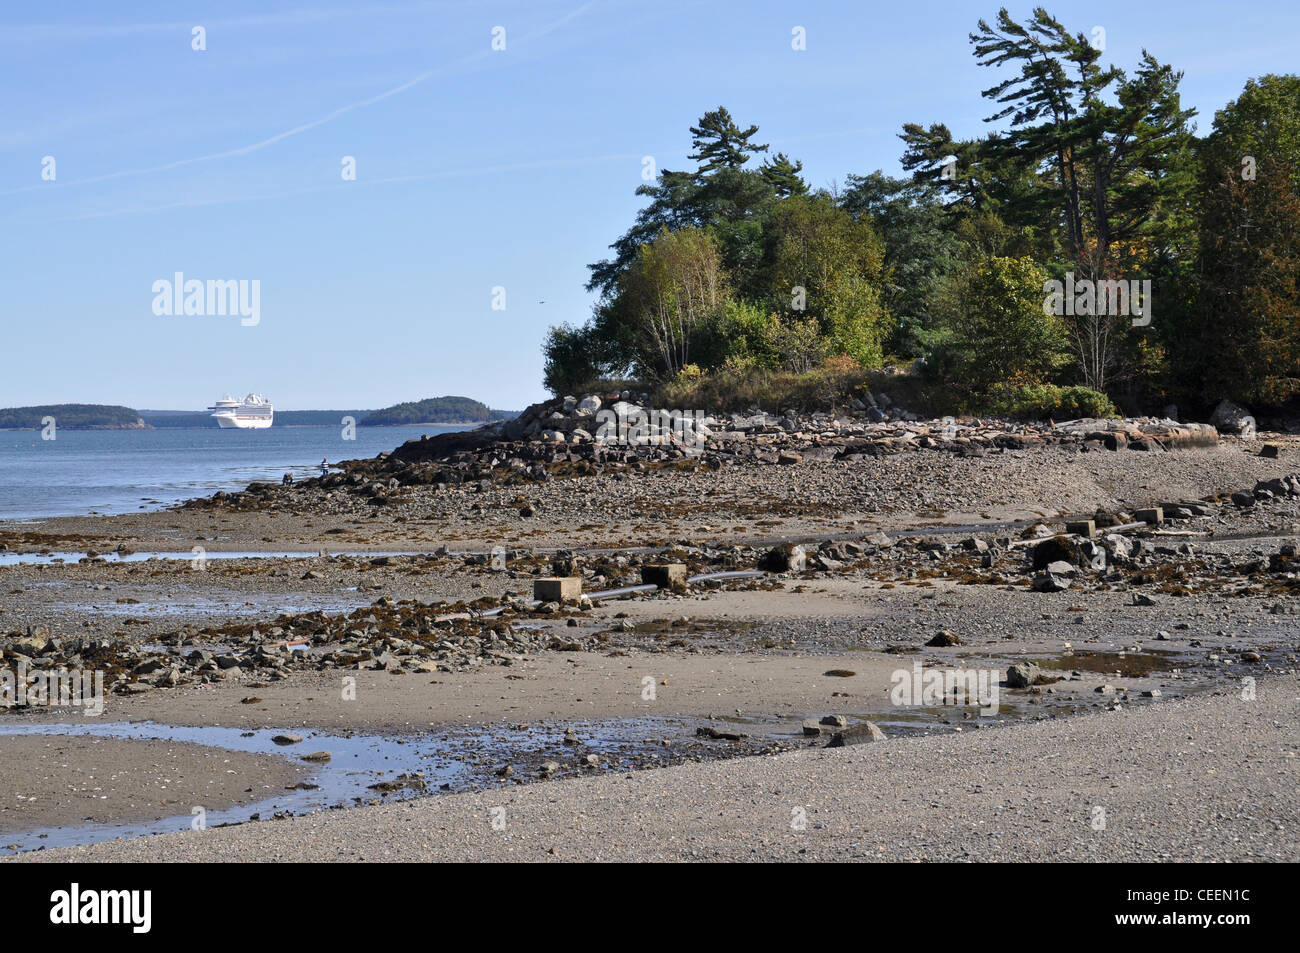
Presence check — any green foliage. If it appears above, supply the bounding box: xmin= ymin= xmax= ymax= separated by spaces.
xmin=1183 ymin=158 xmax=1300 ymax=405
xmin=760 ymin=152 xmax=809 ymax=197
xmin=1164 ymin=75 xmax=1300 ymax=410
xmin=0 ymin=404 xmax=145 ymax=429
xmin=691 ymin=299 xmax=776 ymax=370
xmin=586 ymin=106 xmax=776 ymax=297
xmin=1199 ymin=74 xmax=1300 ymax=193
xmin=361 ymin=397 xmax=510 ymax=426
xmin=542 ymin=322 xmax=624 ymax=396
xmin=942 ymin=256 xmax=1071 ymax=394
xmin=688 ymin=106 xmax=769 ymax=174
xmin=554 ymin=29 xmax=1300 ymax=418
xmin=982 ymin=383 xmax=1119 ymax=420
xmin=840 ymin=172 xmax=965 ymax=357
xmin=612 ymin=227 xmax=728 ymax=378
xmin=654 ymin=356 xmax=869 ymax=414
xmin=958 ymin=9 xmax=1198 ymax=392
xmin=555 ymin=109 xmax=891 ymax=395
xmin=759 ymin=193 xmax=889 ymax=367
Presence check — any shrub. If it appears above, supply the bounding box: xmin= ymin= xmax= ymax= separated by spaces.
xmin=943 ymin=256 xmax=1071 ymax=394
xmin=983 ymin=383 xmax=1118 ymax=421
xmin=654 ymin=355 xmax=868 ymax=412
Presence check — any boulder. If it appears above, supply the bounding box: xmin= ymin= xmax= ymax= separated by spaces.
xmin=825 ymin=721 xmax=887 ymax=747
xmin=1005 ymin=662 xmax=1042 ymax=688
xmin=1210 ymin=399 xmax=1256 ymax=437
xmin=1103 ymin=533 xmax=1134 ymax=563
xmin=926 ymin=630 xmax=963 ymax=647
xmin=759 ymin=543 xmax=807 ymax=572
xmin=1032 ymin=566 xmax=1073 ymax=592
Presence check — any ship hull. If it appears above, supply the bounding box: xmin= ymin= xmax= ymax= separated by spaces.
xmin=214 ymin=414 xmax=273 ymax=429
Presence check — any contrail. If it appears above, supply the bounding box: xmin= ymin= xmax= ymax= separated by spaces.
xmin=3 ymin=1 xmax=601 ymax=198
xmin=0 ymin=3 xmax=465 ymax=44
xmin=45 ymin=151 xmax=641 ymax=223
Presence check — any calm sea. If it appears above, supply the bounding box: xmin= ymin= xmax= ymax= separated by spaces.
xmin=0 ymin=424 xmax=467 ymax=521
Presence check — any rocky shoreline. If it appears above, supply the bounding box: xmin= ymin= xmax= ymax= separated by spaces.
xmin=1 ymin=401 xmax=1297 ymax=860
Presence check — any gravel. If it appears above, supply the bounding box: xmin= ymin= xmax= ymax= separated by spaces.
xmin=14 ymin=680 xmax=1296 ymax=862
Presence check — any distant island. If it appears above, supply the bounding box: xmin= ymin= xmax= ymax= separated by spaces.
xmin=1 ymin=397 xmax=517 ymax=430
xmin=361 ymin=396 xmax=516 ymax=426
xmin=0 ymin=404 xmax=148 ymax=430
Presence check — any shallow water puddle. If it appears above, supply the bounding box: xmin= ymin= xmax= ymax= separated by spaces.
xmin=1033 ymin=647 xmax=1183 ymax=677
xmin=21 ymin=581 xmax=372 ymax=618
xmin=0 ymin=550 xmax=428 ymax=567
xmin=0 ymin=715 xmax=690 ymax=853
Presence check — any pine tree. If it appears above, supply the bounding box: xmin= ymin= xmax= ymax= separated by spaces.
xmin=688 ymin=106 xmax=768 ymax=175
xmin=760 ymin=152 xmax=809 ymax=197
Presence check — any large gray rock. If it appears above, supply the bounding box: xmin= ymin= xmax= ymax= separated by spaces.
xmin=1032 ymin=565 xmax=1074 ymax=592
xmin=1005 ymin=662 xmax=1042 ymax=688
xmin=1103 ymin=533 xmax=1134 ymax=563
xmin=759 ymin=543 xmax=806 ymax=572
xmin=1210 ymin=400 xmax=1256 ymax=437
xmin=825 ymin=721 xmax=887 ymax=747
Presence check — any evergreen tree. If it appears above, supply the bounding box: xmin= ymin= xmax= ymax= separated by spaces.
xmin=588 ymin=107 xmax=774 ymax=296
xmin=760 ymin=152 xmax=809 ymax=197
xmin=688 ymin=106 xmax=769 ymax=175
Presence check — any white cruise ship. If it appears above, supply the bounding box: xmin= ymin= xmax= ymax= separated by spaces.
xmin=209 ymin=393 xmax=274 ymax=429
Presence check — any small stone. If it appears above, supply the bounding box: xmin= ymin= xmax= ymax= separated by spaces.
xmin=926 ymin=630 xmax=963 ymax=647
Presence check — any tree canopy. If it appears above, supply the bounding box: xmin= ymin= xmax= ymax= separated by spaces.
xmin=548 ymin=10 xmax=1300 ymax=421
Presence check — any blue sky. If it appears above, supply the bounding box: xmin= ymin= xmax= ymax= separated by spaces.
xmin=3 ymin=0 xmax=1297 ymax=411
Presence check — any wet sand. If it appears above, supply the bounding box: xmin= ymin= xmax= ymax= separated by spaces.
xmin=1 ymin=437 xmax=1297 ymax=860
xmin=0 ymin=734 xmax=304 ymax=837
xmin=13 ymin=680 xmax=1297 ymax=862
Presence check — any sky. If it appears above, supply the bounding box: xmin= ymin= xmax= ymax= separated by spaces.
xmin=3 ymin=0 xmax=1298 ymax=411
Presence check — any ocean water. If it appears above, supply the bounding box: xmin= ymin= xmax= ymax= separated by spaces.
xmin=0 ymin=424 xmax=467 ymax=521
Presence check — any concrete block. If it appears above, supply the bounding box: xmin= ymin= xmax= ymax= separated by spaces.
xmin=641 ymin=563 xmax=687 ymax=588
xmin=534 ymin=576 xmax=582 ymax=603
